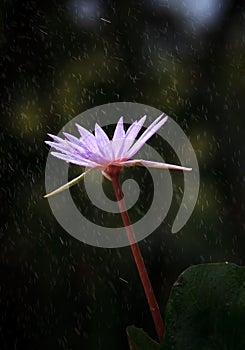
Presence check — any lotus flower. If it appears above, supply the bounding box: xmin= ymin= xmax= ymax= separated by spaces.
xmin=44 ymin=114 xmax=191 ymax=197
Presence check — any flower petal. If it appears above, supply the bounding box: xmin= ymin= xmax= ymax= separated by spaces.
xmin=126 ymin=114 xmax=168 ymax=158
xmin=94 ymin=123 xmax=113 ymax=160
xmin=47 ymin=134 xmax=81 ymax=155
xmin=110 ymin=116 xmax=126 ymax=159
xmin=45 ymin=141 xmax=72 ymax=155
xmin=65 ymin=140 xmax=105 ymax=164
xmin=46 ymin=131 xmax=106 ymax=165
xmin=75 ymin=123 xmax=93 ymax=138
xmin=111 ymin=159 xmax=192 ymax=171
xmin=63 ymin=133 xmax=104 ymax=162
xmin=47 ymin=133 xmax=70 ymax=146
xmin=118 ymin=115 xmax=147 ymax=158
xmin=43 ymin=168 xmax=92 ymax=198
xmin=112 ymin=116 xmax=125 ymax=141
xmin=125 ymin=115 xmax=147 ymax=140
xmin=95 ymin=123 xmax=109 ymax=145
xmin=47 ymin=137 xmax=101 ymax=164
xmin=63 ymin=132 xmax=83 ymax=146
xmin=75 ymin=123 xmax=99 ymax=153
xmin=51 ymin=151 xmax=97 ymax=167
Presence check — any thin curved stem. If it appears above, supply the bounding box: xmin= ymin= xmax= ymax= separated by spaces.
xmin=111 ymin=171 xmax=164 ymax=342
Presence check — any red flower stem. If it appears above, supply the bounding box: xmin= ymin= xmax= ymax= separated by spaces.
xmin=110 ymin=170 xmax=164 ymax=342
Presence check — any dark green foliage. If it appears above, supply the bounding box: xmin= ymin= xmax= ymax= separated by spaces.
xmin=127 ymin=325 xmax=160 ymax=350
xmin=127 ymin=263 xmax=245 ymax=350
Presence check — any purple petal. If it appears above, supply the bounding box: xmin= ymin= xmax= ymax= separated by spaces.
xmin=94 ymin=123 xmax=113 ymax=160
xmin=111 ymin=159 xmax=142 ymax=167
xmin=63 ymin=133 xmax=103 ymax=162
xmin=75 ymin=123 xmax=99 ymax=153
xmin=47 ymin=134 xmax=81 ymax=154
xmin=51 ymin=152 xmax=97 ymax=167
xmin=47 ymin=129 xmax=101 ymax=164
xmin=65 ymin=140 xmax=106 ymax=164
xmin=46 ymin=136 xmax=100 ymax=164
xmin=45 ymin=141 xmax=72 ymax=155
xmin=126 ymin=114 xmax=168 ymax=158
xmin=47 ymin=133 xmax=67 ymax=144
xmin=135 ymin=159 xmax=192 ymax=171
xmin=63 ymin=132 xmax=83 ymax=146
xmin=125 ymin=115 xmax=146 ymax=143
xmin=111 ymin=159 xmax=192 ymax=171
xmin=112 ymin=116 xmax=125 ymax=141
xmin=75 ymin=123 xmax=92 ymax=138
xmin=111 ymin=139 xmax=125 ymax=159
xmin=118 ymin=115 xmax=147 ymax=158
xmin=95 ymin=123 xmax=109 ymax=145
xmin=111 ymin=117 xmax=126 ymax=159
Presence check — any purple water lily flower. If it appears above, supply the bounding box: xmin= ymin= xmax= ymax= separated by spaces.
xmin=44 ymin=114 xmax=191 ymax=198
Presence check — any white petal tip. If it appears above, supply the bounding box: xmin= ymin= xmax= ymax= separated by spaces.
xmin=43 ymin=192 xmax=55 ymax=198
xmin=160 ymin=114 xmax=168 ymax=123
xmin=47 ymin=133 xmax=59 ymax=138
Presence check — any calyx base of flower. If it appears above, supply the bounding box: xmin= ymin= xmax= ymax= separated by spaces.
xmin=103 ymin=165 xmax=122 ymax=181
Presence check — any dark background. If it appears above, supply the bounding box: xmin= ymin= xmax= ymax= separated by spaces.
xmin=0 ymin=0 xmax=244 ymax=349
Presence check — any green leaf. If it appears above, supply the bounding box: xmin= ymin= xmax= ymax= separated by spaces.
xmin=160 ymin=262 xmax=245 ymax=350
xmin=127 ymin=325 xmax=160 ymax=350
